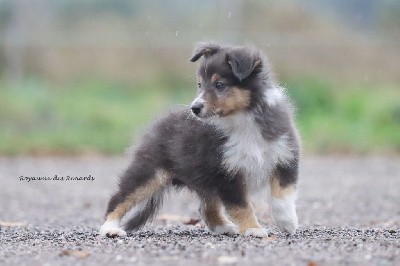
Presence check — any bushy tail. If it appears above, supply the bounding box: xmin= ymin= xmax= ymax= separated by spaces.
xmin=124 ymin=189 xmax=165 ymax=231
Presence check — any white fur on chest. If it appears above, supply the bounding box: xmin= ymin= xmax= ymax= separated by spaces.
xmin=212 ymin=112 xmax=294 ymax=192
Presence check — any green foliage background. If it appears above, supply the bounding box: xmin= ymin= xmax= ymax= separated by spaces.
xmin=1 ymin=77 xmax=399 ymax=155
xmin=1 ymin=0 xmax=399 ymax=155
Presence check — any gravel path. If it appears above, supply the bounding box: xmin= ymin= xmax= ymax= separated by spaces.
xmin=1 ymin=156 xmax=399 ymax=265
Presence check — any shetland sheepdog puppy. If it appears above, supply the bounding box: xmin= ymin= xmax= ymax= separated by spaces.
xmin=100 ymin=42 xmax=301 ymax=237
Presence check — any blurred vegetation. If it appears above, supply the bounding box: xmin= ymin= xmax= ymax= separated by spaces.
xmin=0 ymin=76 xmax=192 ymax=155
xmin=285 ymin=78 xmax=400 ymax=154
xmin=1 ymin=0 xmax=399 ymax=155
xmin=1 ymin=76 xmax=399 ymax=155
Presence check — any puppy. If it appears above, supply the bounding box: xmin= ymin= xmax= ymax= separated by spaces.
xmin=100 ymin=42 xmax=300 ymax=237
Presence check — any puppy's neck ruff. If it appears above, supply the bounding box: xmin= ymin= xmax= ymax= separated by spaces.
xmin=209 ymin=102 xmax=294 ymax=192
xmin=264 ymin=86 xmax=285 ymax=107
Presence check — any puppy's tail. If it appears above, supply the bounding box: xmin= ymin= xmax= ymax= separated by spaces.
xmin=124 ymin=188 xmax=165 ymax=231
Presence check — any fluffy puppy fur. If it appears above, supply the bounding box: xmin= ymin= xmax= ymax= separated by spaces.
xmin=100 ymin=42 xmax=301 ymax=238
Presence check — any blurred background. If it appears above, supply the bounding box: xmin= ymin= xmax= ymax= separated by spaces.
xmin=0 ymin=0 xmax=399 ymax=155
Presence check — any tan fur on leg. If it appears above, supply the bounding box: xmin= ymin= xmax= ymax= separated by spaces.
xmin=200 ymin=198 xmax=230 ymax=227
xmin=100 ymin=170 xmax=170 ymax=237
xmin=225 ymin=203 xmax=261 ymax=233
xmin=199 ymin=196 xmax=238 ymax=234
xmin=270 ymin=175 xmax=298 ymax=234
xmin=270 ymin=175 xmax=295 ymax=199
xmin=106 ymin=169 xmax=170 ymax=221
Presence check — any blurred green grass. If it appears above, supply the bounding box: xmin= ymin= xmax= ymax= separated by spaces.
xmin=1 ymin=77 xmax=399 ymax=155
xmin=286 ymin=78 xmax=400 ymax=154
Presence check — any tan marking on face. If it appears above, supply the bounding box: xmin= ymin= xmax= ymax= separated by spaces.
xmin=198 ymin=89 xmax=217 ymax=116
xmin=225 ymin=203 xmax=261 ymax=233
xmin=217 ymin=87 xmax=251 ymax=116
xmin=270 ymin=175 xmax=295 ymax=198
xmin=211 ymin=73 xmax=220 ymax=83
xmin=106 ymin=169 xmax=171 ymax=221
xmin=200 ymin=87 xmax=250 ymax=117
xmin=200 ymin=198 xmax=230 ymax=227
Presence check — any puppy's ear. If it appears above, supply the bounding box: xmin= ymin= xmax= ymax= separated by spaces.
xmin=190 ymin=42 xmax=220 ymax=62
xmin=226 ymin=47 xmax=261 ymax=81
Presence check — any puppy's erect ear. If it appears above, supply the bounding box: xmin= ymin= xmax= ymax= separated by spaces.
xmin=190 ymin=42 xmax=220 ymax=62
xmin=226 ymin=47 xmax=261 ymax=81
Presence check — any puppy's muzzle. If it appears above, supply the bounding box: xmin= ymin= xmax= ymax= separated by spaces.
xmin=191 ymin=102 xmax=204 ymax=116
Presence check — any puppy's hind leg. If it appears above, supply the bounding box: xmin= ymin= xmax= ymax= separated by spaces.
xmin=100 ymin=166 xmax=170 ymax=237
xmin=198 ymin=194 xmax=238 ymax=235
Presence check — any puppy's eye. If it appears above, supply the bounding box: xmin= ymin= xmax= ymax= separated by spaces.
xmin=197 ymin=83 xmax=201 ymax=88
xmin=215 ymin=81 xmax=225 ymax=90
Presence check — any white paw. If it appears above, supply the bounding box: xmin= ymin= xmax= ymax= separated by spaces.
xmin=99 ymin=220 xmax=127 ymax=237
xmin=274 ymin=214 xmax=298 ymax=234
xmin=244 ymin=228 xmax=269 ymax=237
xmin=271 ymin=196 xmax=298 ymax=234
xmin=212 ymin=223 xmax=239 ymax=235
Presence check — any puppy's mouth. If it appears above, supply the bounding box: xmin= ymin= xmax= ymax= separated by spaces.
xmin=191 ymin=107 xmax=221 ymax=120
xmin=192 ymin=111 xmax=218 ymax=119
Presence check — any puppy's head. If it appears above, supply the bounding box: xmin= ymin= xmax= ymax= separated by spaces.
xmin=189 ymin=42 xmax=265 ymax=118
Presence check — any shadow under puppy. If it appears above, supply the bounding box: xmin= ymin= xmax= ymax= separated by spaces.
xmin=100 ymin=42 xmax=301 ymax=237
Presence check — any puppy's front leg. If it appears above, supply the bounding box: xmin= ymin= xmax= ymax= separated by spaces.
xmin=218 ymin=178 xmax=269 ymax=237
xmin=270 ymin=163 xmax=299 ymax=234
xmin=198 ymin=195 xmax=238 ymax=235
xmin=225 ymin=202 xmax=269 ymax=237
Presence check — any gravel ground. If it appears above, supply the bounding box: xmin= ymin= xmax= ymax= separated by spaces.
xmin=0 ymin=156 xmax=399 ymax=265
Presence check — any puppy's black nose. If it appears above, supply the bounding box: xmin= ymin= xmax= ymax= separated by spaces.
xmin=191 ymin=102 xmax=204 ymax=115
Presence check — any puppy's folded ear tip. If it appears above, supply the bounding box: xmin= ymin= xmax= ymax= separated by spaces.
xmin=190 ymin=42 xmax=220 ymax=62
xmin=189 ymin=55 xmax=201 ymax=62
